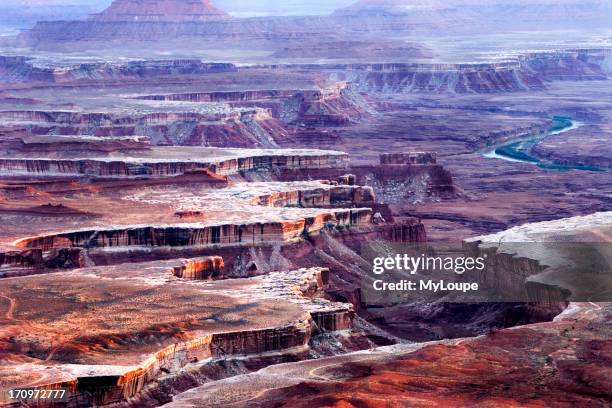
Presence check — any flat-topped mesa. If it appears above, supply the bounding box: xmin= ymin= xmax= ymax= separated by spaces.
xmin=0 ymin=108 xmax=284 ymax=149
xmin=92 ymin=0 xmax=230 ymax=22
xmin=172 ymin=256 xmax=224 ymax=280
xmin=518 ymin=48 xmax=612 ymax=80
xmin=0 ymin=58 xmax=236 ymax=85
xmin=216 ymin=152 xmax=349 ymax=176
xmin=0 ymin=109 xmax=271 ymax=127
xmin=1 ymin=134 xmax=152 ymax=156
xmin=380 ymin=152 xmax=437 ymax=165
xmin=135 ymin=83 xmax=351 ymax=104
xmin=327 ymin=62 xmax=545 ymax=93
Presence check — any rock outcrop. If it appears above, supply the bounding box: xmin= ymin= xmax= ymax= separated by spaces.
xmin=161 ymin=212 xmax=612 ymax=408
xmin=275 ymin=157 xmax=456 ymax=202
xmin=380 ymin=151 xmax=437 ymax=165
xmin=0 ymin=58 xmax=236 ymax=84
xmin=172 ymin=256 xmax=224 ymax=280
xmin=135 ymin=82 xmax=370 ymax=127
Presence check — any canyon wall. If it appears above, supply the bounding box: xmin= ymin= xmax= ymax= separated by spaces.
xmin=0 ymin=109 xmax=285 ymax=148
xmin=134 ymin=81 xmax=369 ymax=127
xmin=0 ymin=151 xmax=349 ymax=178
xmin=15 ymin=209 xmax=372 ymax=251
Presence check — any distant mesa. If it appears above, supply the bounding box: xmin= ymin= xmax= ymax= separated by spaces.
xmin=91 ymin=0 xmax=230 ymax=22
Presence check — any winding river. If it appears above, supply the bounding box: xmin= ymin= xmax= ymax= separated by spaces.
xmin=484 ymin=117 xmax=604 ymax=172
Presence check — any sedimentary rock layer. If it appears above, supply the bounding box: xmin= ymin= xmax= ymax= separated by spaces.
xmin=0 ymin=147 xmax=349 ymax=178
xmin=163 ymin=212 xmax=612 ymax=407
xmin=15 ymin=208 xmax=372 ymax=251
xmin=172 ymin=256 xmax=224 ymax=280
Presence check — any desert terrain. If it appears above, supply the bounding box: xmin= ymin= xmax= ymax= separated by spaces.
xmin=0 ymin=0 xmax=610 ymax=407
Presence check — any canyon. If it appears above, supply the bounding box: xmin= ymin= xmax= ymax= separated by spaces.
xmin=164 ymin=213 xmax=612 ymax=407
xmin=0 ymin=0 xmax=610 ymax=406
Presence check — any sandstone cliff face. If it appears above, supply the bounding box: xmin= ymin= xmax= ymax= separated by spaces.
xmin=335 ymin=63 xmax=545 ymax=93
xmin=0 ymin=149 xmax=349 ymax=178
xmin=301 ymin=50 xmax=610 ymax=94
xmin=0 ymin=108 xmax=284 ymax=148
xmin=164 ymin=302 xmax=611 ymax=408
xmin=520 ymin=50 xmax=610 ymax=81
xmin=380 ymin=152 xmax=437 ymax=165
xmin=273 ymin=159 xmax=456 ymax=203
xmin=159 ymin=211 xmax=612 ymax=408
xmin=0 ymin=56 xmax=54 ymax=84
xmin=172 ymin=256 xmax=224 ymax=280
xmin=0 ymin=248 xmax=43 ymax=277
xmin=15 ymin=208 xmax=372 ymax=252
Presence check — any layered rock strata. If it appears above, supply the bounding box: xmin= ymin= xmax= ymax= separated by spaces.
xmin=0 ymin=147 xmax=349 ymax=178
xmin=172 ymin=256 xmax=224 ymax=280
xmin=0 ymin=177 xmax=387 ymax=278
xmin=14 ymin=208 xmax=372 ymax=251
xmin=0 ymin=57 xmax=236 ymax=84
xmin=0 ymin=108 xmax=285 ymax=148
xmin=380 ymin=151 xmax=437 ymax=165
xmin=276 ymin=155 xmax=456 ymax=202
xmin=133 ymin=82 xmax=368 ymax=126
